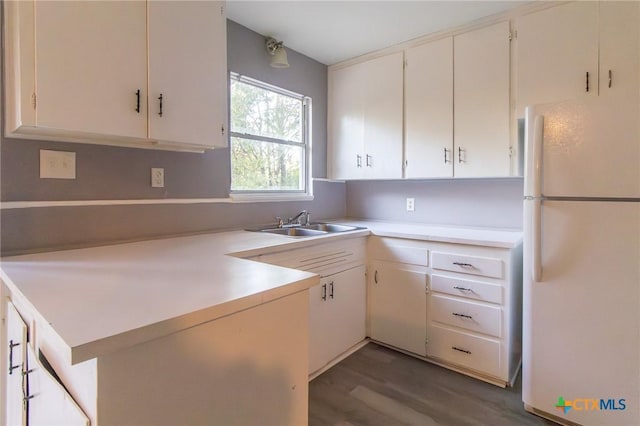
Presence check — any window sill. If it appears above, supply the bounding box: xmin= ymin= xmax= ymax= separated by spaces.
xmin=229 ymin=193 xmax=314 ymax=203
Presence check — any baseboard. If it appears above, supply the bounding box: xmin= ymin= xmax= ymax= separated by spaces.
xmin=308 ymin=339 xmax=370 ymax=381
xmin=524 ymin=404 xmax=579 ymax=426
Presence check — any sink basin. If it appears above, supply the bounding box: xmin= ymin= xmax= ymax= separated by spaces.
xmin=247 ymin=222 xmax=366 ymax=237
xmin=260 ymin=227 xmax=328 ymax=237
xmin=303 ymin=223 xmax=361 ymax=233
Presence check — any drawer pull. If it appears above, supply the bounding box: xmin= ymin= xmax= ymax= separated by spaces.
xmin=453 ymin=262 xmax=473 ymax=267
xmin=453 ymin=286 xmax=472 ymax=292
xmin=329 ymin=281 xmax=334 ymax=299
xmin=452 ymin=312 xmax=473 ymax=319
xmin=452 ymin=346 xmax=472 ymax=355
xmin=321 ymin=283 xmax=327 ymax=301
xmin=8 ymin=340 xmax=21 ymax=375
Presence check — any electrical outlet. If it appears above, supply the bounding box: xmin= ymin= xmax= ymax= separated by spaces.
xmin=151 ymin=168 xmax=165 ymax=188
xmin=40 ymin=150 xmax=76 ymax=179
xmin=406 ymin=197 xmax=415 ymax=212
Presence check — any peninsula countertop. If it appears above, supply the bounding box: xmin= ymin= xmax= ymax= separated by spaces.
xmin=0 ymin=220 xmax=521 ymax=366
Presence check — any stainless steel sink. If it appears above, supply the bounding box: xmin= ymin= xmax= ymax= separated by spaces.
xmin=248 ymin=222 xmax=366 ymax=237
xmin=260 ymin=227 xmax=327 ymax=237
xmin=304 ymin=223 xmax=361 ymax=233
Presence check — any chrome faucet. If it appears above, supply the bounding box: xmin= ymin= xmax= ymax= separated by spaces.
xmin=287 ymin=210 xmax=311 ymax=226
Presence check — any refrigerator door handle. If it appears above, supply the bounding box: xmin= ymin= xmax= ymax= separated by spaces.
xmin=533 ymin=199 xmax=542 ymax=282
xmin=532 ymin=115 xmax=544 ymax=198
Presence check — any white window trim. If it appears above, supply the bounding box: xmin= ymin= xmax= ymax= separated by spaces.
xmin=229 ymin=73 xmax=312 ymax=200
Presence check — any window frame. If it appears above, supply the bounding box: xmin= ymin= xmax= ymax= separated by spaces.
xmin=228 ymin=73 xmax=312 ymax=200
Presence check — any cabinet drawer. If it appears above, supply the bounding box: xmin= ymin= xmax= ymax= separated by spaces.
xmin=432 ymin=251 xmax=502 ymax=278
xmin=368 ymin=237 xmax=429 ymax=266
xmin=431 ymin=274 xmax=502 ymax=304
xmin=427 ymin=324 xmax=501 ymax=378
xmin=430 ymin=294 xmax=502 ymax=338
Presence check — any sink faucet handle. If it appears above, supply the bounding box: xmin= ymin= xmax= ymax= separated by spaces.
xmin=305 ymin=211 xmax=311 ymax=226
xmin=275 ymin=216 xmax=284 ymax=228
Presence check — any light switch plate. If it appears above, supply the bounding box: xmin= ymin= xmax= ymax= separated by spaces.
xmin=151 ymin=168 xmax=165 ymax=188
xmin=40 ymin=150 xmax=76 ymax=179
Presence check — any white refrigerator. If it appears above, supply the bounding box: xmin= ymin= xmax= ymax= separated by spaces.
xmin=523 ymin=97 xmax=640 ymax=426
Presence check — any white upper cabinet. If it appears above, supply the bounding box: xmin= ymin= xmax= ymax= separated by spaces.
xmin=35 ymin=1 xmax=147 ymax=139
xmin=4 ymin=0 xmax=228 ymax=151
xmin=516 ymin=2 xmax=599 ymax=117
xmin=328 ymin=52 xmax=403 ymax=180
xmin=328 ymin=61 xmax=365 ymax=180
xmin=598 ymin=0 xmax=639 ymax=104
xmin=405 ymin=37 xmax=454 ymax=179
xmin=454 ymin=21 xmax=511 ymax=178
xmin=148 ymin=1 xmax=227 ymax=148
xmin=362 ymin=52 xmax=404 ymax=179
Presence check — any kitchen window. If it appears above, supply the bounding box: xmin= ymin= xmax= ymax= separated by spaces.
xmin=229 ymin=73 xmax=311 ymax=199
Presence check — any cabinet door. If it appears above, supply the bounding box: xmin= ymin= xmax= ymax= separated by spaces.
xmin=5 ymin=301 xmax=27 ymax=426
xmin=516 ymin=2 xmax=599 ymax=117
xmin=309 ymin=266 xmax=366 ymax=375
xmin=369 ymin=261 xmax=427 ymax=356
xmin=308 ymin=280 xmax=332 ymax=374
xmin=26 ymin=346 xmax=89 ymax=426
xmin=35 ymin=1 xmax=147 ymax=138
xmin=599 ymin=1 xmax=640 ymax=104
xmin=148 ymin=1 xmax=227 ymax=148
xmin=324 ymin=266 xmax=366 ymax=363
xmin=328 ymin=62 xmax=366 ymax=179
xmin=454 ymin=21 xmax=511 ymax=178
xmin=405 ymin=38 xmax=454 ymax=178
xmin=363 ymin=52 xmax=404 ymax=179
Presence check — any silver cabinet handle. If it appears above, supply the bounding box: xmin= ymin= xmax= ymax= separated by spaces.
xmin=374 ymin=270 xmax=378 ymax=284
xmin=357 ymin=154 xmax=362 ymax=168
xmin=608 ymin=69 xmax=612 ymax=88
xmin=453 ymin=262 xmax=473 ymax=267
xmin=8 ymin=340 xmax=20 ymax=375
xmin=458 ymin=147 xmax=465 ymax=163
xmin=452 ymin=312 xmax=473 ymax=319
xmin=321 ymin=283 xmax=327 ymax=301
xmin=329 ymin=281 xmax=334 ymax=299
xmin=453 ymin=286 xmax=472 ymax=291
xmin=444 ymin=147 xmax=451 ymax=164
xmin=158 ymin=93 xmax=164 ymax=117
xmin=366 ymin=154 xmax=372 ymax=167
xmin=452 ymin=346 xmax=471 ymax=355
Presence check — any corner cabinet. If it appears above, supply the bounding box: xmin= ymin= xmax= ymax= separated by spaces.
xmin=4 ymin=0 xmax=228 ymax=151
xmin=253 ymin=237 xmax=367 ymax=376
xmin=328 ymin=52 xmax=404 ymax=180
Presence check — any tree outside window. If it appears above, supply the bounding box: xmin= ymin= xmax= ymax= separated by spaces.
xmin=230 ymin=74 xmax=310 ymax=193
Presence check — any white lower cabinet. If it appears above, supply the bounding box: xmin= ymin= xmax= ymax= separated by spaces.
xmin=368 ymin=236 xmax=522 ymax=387
xmin=4 ymin=291 xmax=309 ymax=426
xmin=4 ymin=299 xmax=89 ymax=426
xmin=252 ymin=237 xmax=368 ymax=376
xmin=428 ymin=242 xmax=522 ymax=385
xmin=309 ymin=266 xmax=366 ymax=374
xmin=368 ymin=260 xmax=428 ymax=356
xmin=5 ymin=300 xmax=27 ymax=426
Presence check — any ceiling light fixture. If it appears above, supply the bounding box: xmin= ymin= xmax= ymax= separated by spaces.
xmin=265 ymin=37 xmax=290 ymax=68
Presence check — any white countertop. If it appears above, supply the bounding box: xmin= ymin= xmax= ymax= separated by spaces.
xmin=0 ymin=220 xmax=521 ymax=365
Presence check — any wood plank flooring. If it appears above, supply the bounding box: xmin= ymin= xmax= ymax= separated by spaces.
xmin=309 ymin=343 xmax=556 ymax=426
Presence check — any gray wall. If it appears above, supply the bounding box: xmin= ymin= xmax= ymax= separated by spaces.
xmin=346 ymin=178 xmax=524 ymax=229
xmin=1 ymin=19 xmax=341 ymax=255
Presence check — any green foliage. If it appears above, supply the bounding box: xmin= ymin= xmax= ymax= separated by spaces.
xmin=230 ymin=80 xmax=305 ymax=191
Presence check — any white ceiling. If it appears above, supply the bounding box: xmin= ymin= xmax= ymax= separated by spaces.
xmin=226 ymin=1 xmax=530 ymax=65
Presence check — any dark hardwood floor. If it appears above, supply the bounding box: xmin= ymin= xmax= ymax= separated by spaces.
xmin=309 ymin=343 xmax=556 ymax=426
